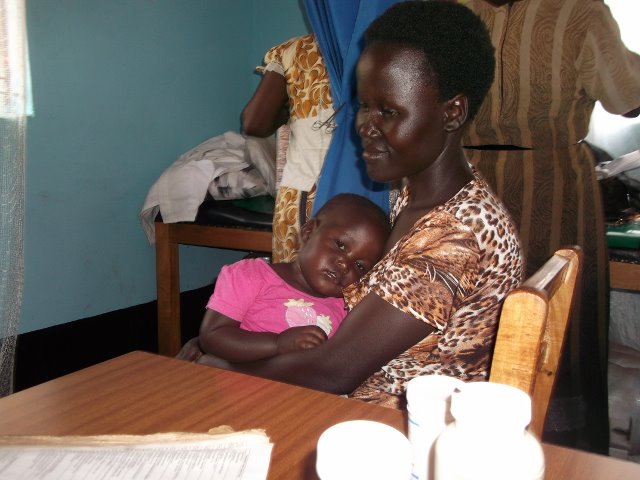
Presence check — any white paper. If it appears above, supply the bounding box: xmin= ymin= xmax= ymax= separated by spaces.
xmin=0 ymin=434 xmax=272 ymax=480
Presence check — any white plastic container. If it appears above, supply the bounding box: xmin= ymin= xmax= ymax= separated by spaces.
xmin=434 ymin=382 xmax=545 ymax=480
xmin=316 ymin=420 xmax=412 ymax=480
xmin=405 ymin=375 xmax=464 ymax=480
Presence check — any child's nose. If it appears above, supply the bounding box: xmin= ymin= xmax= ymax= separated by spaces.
xmin=335 ymin=257 xmax=348 ymax=273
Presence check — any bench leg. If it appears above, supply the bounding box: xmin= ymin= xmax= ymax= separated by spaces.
xmin=155 ymin=222 xmax=182 ymax=356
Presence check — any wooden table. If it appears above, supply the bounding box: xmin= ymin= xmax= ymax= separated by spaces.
xmin=610 ymin=259 xmax=640 ymax=291
xmin=0 ymin=351 xmax=638 ymax=479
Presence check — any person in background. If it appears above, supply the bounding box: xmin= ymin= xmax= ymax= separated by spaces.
xmin=241 ymin=34 xmax=335 ymax=263
xmin=196 ymin=1 xmax=523 ymax=410
xmin=461 ymin=0 xmax=640 ymax=453
xmin=176 ymin=193 xmax=390 ymax=363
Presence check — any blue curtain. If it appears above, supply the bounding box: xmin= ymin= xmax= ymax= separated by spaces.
xmin=304 ymin=0 xmax=401 ymax=215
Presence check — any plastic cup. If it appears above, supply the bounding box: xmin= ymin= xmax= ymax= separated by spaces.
xmin=316 ymin=420 xmax=412 ymax=479
xmin=405 ymin=375 xmax=464 ymax=480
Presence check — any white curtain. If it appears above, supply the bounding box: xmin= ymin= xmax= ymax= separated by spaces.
xmin=0 ymin=0 xmax=30 ymax=397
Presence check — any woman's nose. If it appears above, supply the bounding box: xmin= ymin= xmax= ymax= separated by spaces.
xmin=358 ymin=117 xmax=379 ymax=138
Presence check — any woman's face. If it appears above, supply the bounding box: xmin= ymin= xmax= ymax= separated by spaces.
xmin=355 ymin=43 xmax=448 ymax=183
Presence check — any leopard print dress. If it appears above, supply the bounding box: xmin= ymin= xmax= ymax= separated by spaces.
xmin=343 ymin=173 xmax=523 ymax=409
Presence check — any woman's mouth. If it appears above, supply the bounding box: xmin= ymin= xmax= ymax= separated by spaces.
xmin=362 ymin=147 xmax=388 ymax=163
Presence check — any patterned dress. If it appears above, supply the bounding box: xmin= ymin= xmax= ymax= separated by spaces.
xmin=261 ymin=34 xmax=334 ymax=262
xmin=463 ymin=0 xmax=640 ymax=453
xmin=343 ymin=174 xmax=523 ymax=409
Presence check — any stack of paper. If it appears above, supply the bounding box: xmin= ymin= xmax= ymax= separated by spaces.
xmin=0 ymin=428 xmax=272 ymax=480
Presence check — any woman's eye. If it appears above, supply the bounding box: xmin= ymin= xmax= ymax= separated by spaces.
xmin=381 ymin=107 xmax=396 ymax=116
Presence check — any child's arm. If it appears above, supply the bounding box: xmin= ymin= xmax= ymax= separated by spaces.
xmin=199 ymin=309 xmax=328 ymax=363
xmin=175 ymin=337 xmax=203 ymax=362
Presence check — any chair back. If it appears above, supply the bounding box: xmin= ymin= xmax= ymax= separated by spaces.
xmin=489 ymin=246 xmax=582 ymax=437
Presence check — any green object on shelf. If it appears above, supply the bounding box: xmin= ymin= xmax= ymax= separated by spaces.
xmin=606 ymin=219 xmax=640 ymax=249
xmin=231 ymin=195 xmax=275 ymax=215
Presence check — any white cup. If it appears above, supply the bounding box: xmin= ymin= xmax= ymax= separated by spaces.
xmin=316 ymin=420 xmax=412 ymax=480
xmin=406 ymin=375 xmax=464 ymax=480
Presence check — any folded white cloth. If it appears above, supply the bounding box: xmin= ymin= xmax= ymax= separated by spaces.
xmin=140 ymin=131 xmax=276 ymax=244
xmin=595 ymin=149 xmax=640 ymax=179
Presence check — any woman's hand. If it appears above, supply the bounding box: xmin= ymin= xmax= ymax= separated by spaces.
xmin=277 ymin=326 xmax=328 ymax=354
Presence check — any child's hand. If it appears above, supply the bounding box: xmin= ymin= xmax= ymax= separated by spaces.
xmin=276 ymin=326 xmax=328 ymax=354
xmin=175 ymin=337 xmax=204 ymax=362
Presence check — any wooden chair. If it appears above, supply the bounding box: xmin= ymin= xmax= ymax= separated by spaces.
xmin=489 ymin=246 xmax=582 ymax=437
xmin=155 ymin=127 xmax=290 ymax=357
xmin=155 ymin=200 xmax=273 ymax=357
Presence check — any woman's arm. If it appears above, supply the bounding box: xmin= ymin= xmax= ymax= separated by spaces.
xmin=199 ymin=309 xmax=327 ymax=363
xmin=199 ymin=293 xmax=434 ymax=394
xmin=241 ymin=71 xmax=289 ymax=137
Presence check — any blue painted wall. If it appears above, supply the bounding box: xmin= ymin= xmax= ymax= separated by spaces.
xmin=22 ymin=0 xmax=308 ymax=333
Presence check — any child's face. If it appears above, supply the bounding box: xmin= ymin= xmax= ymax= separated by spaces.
xmin=296 ymin=210 xmax=387 ymax=298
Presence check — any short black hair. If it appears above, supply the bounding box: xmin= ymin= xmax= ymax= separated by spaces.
xmin=364 ymin=0 xmax=495 ymax=121
xmin=316 ymin=193 xmax=391 ymax=237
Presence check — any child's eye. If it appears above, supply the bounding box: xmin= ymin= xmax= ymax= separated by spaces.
xmin=335 ymin=239 xmax=346 ymax=250
xmin=381 ymin=107 xmax=397 ymax=117
xmin=356 ymin=261 xmax=366 ymax=272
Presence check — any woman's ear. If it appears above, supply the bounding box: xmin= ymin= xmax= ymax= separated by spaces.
xmin=443 ymin=94 xmax=469 ymax=132
xmin=299 ymin=218 xmax=317 ymax=244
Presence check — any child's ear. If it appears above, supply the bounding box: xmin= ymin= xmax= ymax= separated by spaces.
xmin=300 ymin=218 xmax=317 ymax=243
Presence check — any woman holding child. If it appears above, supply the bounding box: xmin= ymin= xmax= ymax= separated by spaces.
xmin=196 ymin=1 xmax=523 ymax=409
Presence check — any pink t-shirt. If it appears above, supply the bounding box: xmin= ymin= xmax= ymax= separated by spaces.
xmin=207 ymin=258 xmax=347 ymax=338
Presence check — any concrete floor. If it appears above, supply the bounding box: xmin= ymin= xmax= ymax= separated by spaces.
xmin=608 ymin=336 xmax=640 ymax=462
xmin=607 ymin=289 xmax=640 ymax=462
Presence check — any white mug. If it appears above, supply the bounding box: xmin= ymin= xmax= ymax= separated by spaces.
xmin=316 ymin=420 xmax=412 ymax=480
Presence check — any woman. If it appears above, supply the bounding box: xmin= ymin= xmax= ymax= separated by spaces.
xmin=462 ymin=0 xmax=640 ymax=453
xmin=242 ymin=34 xmax=335 ymax=263
xmin=200 ymin=0 xmax=523 ymax=409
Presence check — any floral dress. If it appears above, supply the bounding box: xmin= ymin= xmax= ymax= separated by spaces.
xmin=261 ymin=34 xmax=334 ymax=262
